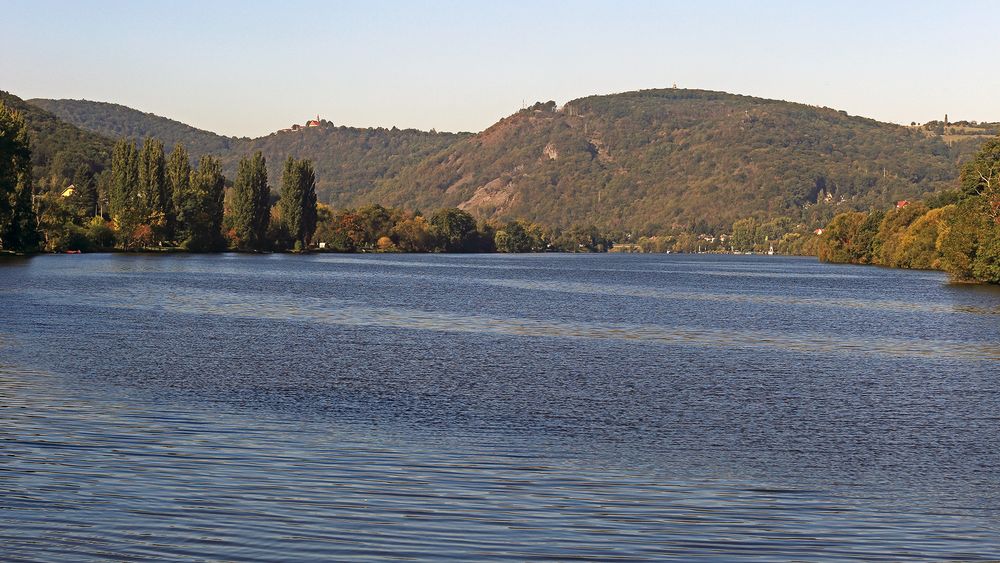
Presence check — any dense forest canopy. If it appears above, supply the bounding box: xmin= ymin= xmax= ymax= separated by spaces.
xmin=231 ymin=125 xmax=465 ymax=208
xmin=369 ymin=89 xmax=988 ymax=233
xmin=29 ymin=98 xmax=239 ymax=155
xmin=1 ymin=91 xmax=112 ymax=194
xmin=815 ymin=135 xmax=1000 ymax=284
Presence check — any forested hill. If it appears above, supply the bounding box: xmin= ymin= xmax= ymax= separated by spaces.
xmin=27 ymin=89 xmax=993 ymax=232
xmin=367 ymin=89 xmax=988 ymax=232
xmin=0 ymin=91 xmax=113 ymax=193
xmin=230 ymin=126 xmax=467 ymax=208
xmin=29 ymin=98 xmax=238 ymax=155
xmin=29 ymin=97 xmax=467 ymax=208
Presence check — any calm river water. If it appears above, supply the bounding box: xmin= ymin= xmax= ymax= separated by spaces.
xmin=1 ymin=253 xmax=999 ymax=560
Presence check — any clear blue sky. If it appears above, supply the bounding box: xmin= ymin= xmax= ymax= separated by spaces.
xmin=4 ymin=0 xmax=998 ymax=137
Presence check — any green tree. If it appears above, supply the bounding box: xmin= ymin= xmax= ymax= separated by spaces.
xmin=356 ymin=204 xmax=394 ymax=247
xmin=231 ymin=152 xmax=270 ymax=250
xmin=553 ymin=225 xmax=611 ymax=252
xmin=108 ymin=139 xmax=141 ymax=249
xmin=971 ymin=224 xmax=1000 ymax=283
xmin=35 ymin=192 xmax=80 ymax=251
xmin=177 ymin=155 xmax=225 ymax=251
xmin=167 ymin=143 xmax=191 ymax=243
xmin=494 ymin=220 xmax=533 ymax=252
xmin=85 ymin=216 xmax=116 ymax=249
xmin=69 ymin=163 xmax=98 ymax=219
xmin=279 ymin=157 xmax=318 ymax=250
xmin=854 ymin=210 xmax=884 ymax=264
xmin=817 ymin=212 xmax=868 ymax=263
xmin=757 ymin=217 xmax=793 ymax=248
xmin=938 ymin=199 xmax=1000 ymax=283
xmin=429 ymin=207 xmax=477 ymax=252
xmin=893 ymin=206 xmax=948 ymax=269
xmin=266 ymin=205 xmax=293 ymax=250
xmin=138 ymin=138 xmax=169 ymax=242
xmin=0 ymin=102 xmax=39 ymax=252
xmin=301 ymin=161 xmax=317 ymax=247
xmin=959 ymin=136 xmax=1000 ymax=223
xmin=873 ymin=203 xmax=929 ymax=266
xmin=731 ymin=217 xmax=759 ymax=252
xmin=672 ymin=232 xmax=698 ymax=253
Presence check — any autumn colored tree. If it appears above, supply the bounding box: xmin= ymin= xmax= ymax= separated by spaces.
xmin=873 ymin=203 xmax=930 ymax=265
xmin=730 ymin=217 xmax=759 ymax=252
xmin=390 ymin=214 xmax=434 ymax=252
xmin=891 ymin=206 xmax=949 ymax=269
xmin=816 ymin=212 xmax=868 ymax=263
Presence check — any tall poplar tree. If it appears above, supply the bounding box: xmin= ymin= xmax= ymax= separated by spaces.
xmin=301 ymin=160 xmax=317 ymax=247
xmin=138 ymin=137 xmax=168 ymax=241
xmin=108 ymin=138 xmax=140 ymax=249
xmin=0 ymin=102 xmax=40 ymax=252
xmin=167 ymin=143 xmax=191 ymax=244
xmin=231 ymin=151 xmax=270 ymax=250
xmin=70 ymin=163 xmax=98 ymax=218
xmin=279 ymin=156 xmax=302 ymax=249
xmin=279 ymin=157 xmax=317 ymax=250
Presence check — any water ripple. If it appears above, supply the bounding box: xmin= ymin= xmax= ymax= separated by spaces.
xmin=2 ymin=369 xmax=998 ymax=561
xmin=25 ymin=285 xmax=1000 ymax=362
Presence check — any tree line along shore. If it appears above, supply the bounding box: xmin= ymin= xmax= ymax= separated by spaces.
xmin=1 ymin=101 xmax=615 ymax=255
xmin=2 ymin=101 xmax=998 ymax=283
xmin=813 ymin=137 xmax=999 ymax=284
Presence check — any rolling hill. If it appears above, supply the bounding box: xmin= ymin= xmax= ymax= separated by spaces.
xmin=231 ymin=126 xmax=466 ymax=207
xmin=28 ymin=98 xmax=238 ymax=155
xmin=366 ymin=90 xmax=988 ymax=231
xmin=28 ymin=89 xmax=992 ymax=231
xmin=1 ymin=91 xmax=113 ymax=193
xmin=29 ymin=97 xmax=467 ymax=208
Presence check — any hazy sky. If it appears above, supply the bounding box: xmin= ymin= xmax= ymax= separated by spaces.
xmin=4 ymin=0 xmax=999 ymax=137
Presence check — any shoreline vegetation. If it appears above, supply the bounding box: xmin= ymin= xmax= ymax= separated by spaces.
xmin=2 ymin=100 xmax=998 ymax=283
xmin=814 ymin=137 xmax=1000 ymax=284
